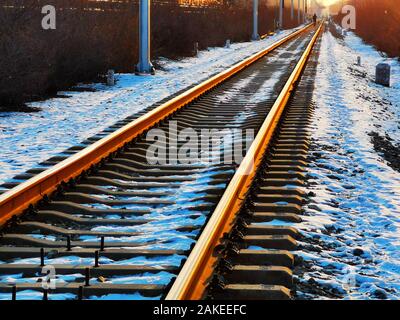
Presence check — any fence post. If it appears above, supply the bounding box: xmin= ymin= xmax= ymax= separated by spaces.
xmin=136 ymin=0 xmax=154 ymax=75
xmin=252 ymin=0 xmax=260 ymax=40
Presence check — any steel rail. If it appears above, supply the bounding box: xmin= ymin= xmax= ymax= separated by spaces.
xmin=166 ymin=22 xmax=323 ymax=300
xmin=0 ymin=24 xmax=312 ymax=227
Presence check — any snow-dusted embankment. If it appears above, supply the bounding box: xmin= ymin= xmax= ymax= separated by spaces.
xmin=297 ymin=29 xmax=400 ymax=300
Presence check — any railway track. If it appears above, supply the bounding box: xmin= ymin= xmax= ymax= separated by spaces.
xmin=0 ymin=23 xmax=322 ymax=300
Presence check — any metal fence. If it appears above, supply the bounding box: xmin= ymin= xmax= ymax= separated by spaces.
xmin=1 ymin=0 xmax=284 ymax=11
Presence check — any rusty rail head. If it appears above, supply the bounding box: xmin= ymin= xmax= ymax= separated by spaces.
xmin=165 ymin=22 xmax=324 ymax=300
xmin=0 ymin=24 xmax=312 ymax=227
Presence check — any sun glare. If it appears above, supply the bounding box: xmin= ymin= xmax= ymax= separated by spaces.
xmin=315 ymin=0 xmax=341 ymax=6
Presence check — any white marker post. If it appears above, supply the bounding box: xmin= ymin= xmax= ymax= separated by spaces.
xmin=136 ymin=0 xmax=154 ymax=75
xmin=279 ymin=0 xmax=284 ymax=30
xmin=107 ymin=70 xmax=115 ymax=86
xmin=252 ymin=0 xmax=260 ymax=40
xmin=376 ymin=63 xmax=391 ymax=87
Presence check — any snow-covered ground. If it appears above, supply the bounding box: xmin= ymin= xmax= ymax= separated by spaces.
xmin=0 ymin=27 xmax=302 ymax=187
xmin=296 ymin=27 xmax=400 ymax=300
xmin=0 ymin=28 xmax=312 ymax=300
xmin=1 ymin=22 xmax=400 ymax=300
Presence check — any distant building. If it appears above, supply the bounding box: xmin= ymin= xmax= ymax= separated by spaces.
xmin=178 ymin=0 xmax=224 ymax=7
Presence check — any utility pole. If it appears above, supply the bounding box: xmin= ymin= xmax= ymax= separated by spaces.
xmin=252 ymin=0 xmax=260 ymax=40
xmin=136 ymin=0 xmax=154 ymax=75
xmin=305 ymin=0 xmax=308 ymax=16
xmin=291 ymin=0 xmax=294 ymax=20
xmin=279 ymin=0 xmax=283 ymax=30
xmin=298 ymin=0 xmax=301 ymax=25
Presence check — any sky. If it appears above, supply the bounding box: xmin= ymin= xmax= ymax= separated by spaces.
xmin=315 ymin=0 xmax=340 ymax=6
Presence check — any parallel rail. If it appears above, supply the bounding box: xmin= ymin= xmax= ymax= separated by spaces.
xmin=0 ymin=24 xmax=321 ymax=300
xmin=166 ymin=22 xmax=323 ymax=300
xmin=0 ymin=24 xmax=312 ymax=227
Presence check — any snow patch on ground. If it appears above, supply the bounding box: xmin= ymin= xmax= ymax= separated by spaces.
xmin=296 ymin=29 xmax=400 ymax=300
